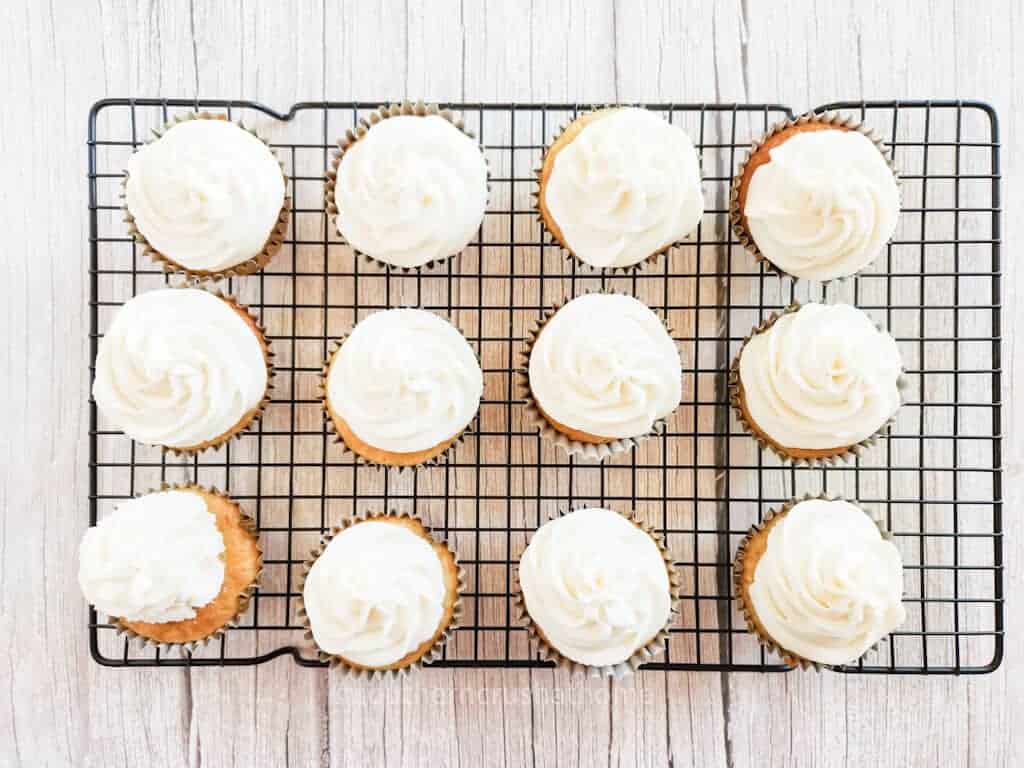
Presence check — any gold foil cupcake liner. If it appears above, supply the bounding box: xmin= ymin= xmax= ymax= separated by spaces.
xmin=161 ymin=289 xmax=275 ymax=458
xmin=296 ymin=510 xmax=465 ymax=678
xmin=519 ymin=291 xmax=678 ymax=462
xmin=728 ymin=110 xmax=900 ymax=282
xmin=112 ymin=483 xmax=263 ymax=654
xmin=732 ymin=492 xmax=898 ymax=671
xmin=534 ymin=106 xmax=703 ymax=275
xmin=728 ymin=302 xmax=906 ymax=468
xmin=319 ymin=310 xmax=480 ymax=471
xmin=121 ymin=111 xmax=291 ymax=282
xmin=512 ymin=507 xmax=681 ymax=678
xmin=324 ymin=101 xmax=490 ymax=274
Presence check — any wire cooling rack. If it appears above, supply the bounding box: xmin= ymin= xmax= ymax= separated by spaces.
xmin=88 ymin=99 xmax=1003 ymax=674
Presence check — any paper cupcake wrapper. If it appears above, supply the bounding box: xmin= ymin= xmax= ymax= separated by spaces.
xmin=121 ymin=111 xmax=291 ymax=282
xmin=512 ymin=507 xmax=681 ymax=678
xmin=728 ymin=110 xmax=900 ymax=283
xmin=296 ymin=510 xmax=465 ymax=678
xmin=533 ymin=106 xmax=703 ymax=276
xmin=728 ymin=302 xmax=906 ymax=468
xmin=519 ymin=291 xmax=676 ymax=461
xmin=112 ymin=483 xmax=263 ymax=654
xmin=159 ymin=289 xmax=275 ymax=458
xmin=732 ymin=492 xmax=897 ymax=671
xmin=319 ymin=310 xmax=479 ymax=470
xmin=324 ymin=101 xmax=490 ymax=273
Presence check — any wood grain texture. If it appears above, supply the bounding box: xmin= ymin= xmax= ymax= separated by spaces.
xmin=0 ymin=1 xmax=1020 ymax=766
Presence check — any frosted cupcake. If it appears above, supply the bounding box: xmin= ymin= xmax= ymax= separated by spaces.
xmin=730 ymin=302 xmax=902 ymax=464
xmin=537 ymin=107 xmax=704 ymax=270
xmin=79 ymin=486 xmax=262 ymax=648
xmin=300 ymin=513 xmax=461 ymax=673
xmin=731 ymin=112 xmax=900 ymax=281
xmin=734 ymin=497 xmax=906 ymax=668
xmin=323 ymin=309 xmax=483 ymax=467
xmin=516 ymin=508 xmax=677 ymax=675
xmin=524 ymin=293 xmax=682 ymax=458
xmin=124 ymin=113 xmax=288 ymax=279
xmin=92 ymin=288 xmax=271 ymax=454
xmin=325 ymin=103 xmax=488 ymax=269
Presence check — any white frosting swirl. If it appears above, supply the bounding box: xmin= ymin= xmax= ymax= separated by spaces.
xmin=739 ymin=303 xmax=902 ymax=450
xmin=749 ymin=498 xmax=906 ymax=665
xmin=519 ymin=508 xmax=672 ymax=667
xmin=544 ymin=108 xmax=704 ymax=268
xmin=744 ymin=129 xmax=900 ymax=280
xmin=78 ymin=490 xmax=226 ymax=623
xmin=327 ymin=309 xmax=482 ymax=452
xmin=125 ymin=118 xmax=286 ymax=272
xmin=528 ymin=294 xmax=681 ymax=439
xmin=303 ymin=520 xmax=448 ymax=667
xmin=93 ymin=288 xmax=268 ymax=449
xmin=334 ymin=115 xmax=488 ymax=267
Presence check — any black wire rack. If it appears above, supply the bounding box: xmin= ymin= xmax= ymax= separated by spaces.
xmin=88 ymin=99 xmax=1003 ymax=674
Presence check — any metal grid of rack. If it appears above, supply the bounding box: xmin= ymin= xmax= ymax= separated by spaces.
xmin=88 ymin=99 xmax=1003 ymax=673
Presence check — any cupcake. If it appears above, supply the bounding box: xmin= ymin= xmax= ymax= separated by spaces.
xmin=325 ymin=102 xmax=488 ymax=269
xmin=523 ymin=293 xmax=682 ymax=459
xmin=734 ymin=496 xmax=906 ymax=668
xmin=730 ymin=302 xmax=903 ymax=464
xmin=124 ymin=113 xmax=289 ymax=279
xmin=536 ymin=107 xmax=704 ymax=270
xmin=79 ymin=485 xmax=262 ymax=648
xmin=731 ymin=112 xmax=900 ymax=281
xmin=323 ymin=308 xmax=482 ymax=467
xmin=516 ymin=508 xmax=678 ymax=675
xmin=92 ymin=288 xmax=272 ymax=454
xmin=299 ymin=513 xmax=461 ymax=673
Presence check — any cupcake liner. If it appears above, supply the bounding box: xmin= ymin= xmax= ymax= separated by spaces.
xmin=519 ymin=291 xmax=677 ymax=461
xmin=296 ymin=510 xmax=465 ymax=678
xmin=728 ymin=110 xmax=900 ymax=283
xmin=162 ymin=289 xmax=275 ymax=458
xmin=728 ymin=302 xmax=906 ymax=468
xmin=324 ymin=101 xmax=490 ymax=273
xmin=732 ymin=492 xmax=897 ymax=671
xmin=122 ymin=111 xmax=291 ymax=282
xmin=534 ymin=106 xmax=703 ymax=275
xmin=112 ymin=483 xmax=263 ymax=654
xmin=319 ymin=310 xmax=479 ymax=471
xmin=513 ymin=507 xmax=681 ymax=678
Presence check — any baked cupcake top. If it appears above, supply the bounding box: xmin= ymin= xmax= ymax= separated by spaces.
xmin=743 ymin=129 xmax=899 ymax=280
xmin=327 ymin=309 xmax=482 ymax=453
xmin=748 ymin=498 xmax=906 ymax=665
xmin=528 ymin=293 xmax=681 ymax=439
xmin=302 ymin=519 xmax=449 ymax=667
xmin=518 ymin=508 xmax=672 ymax=667
xmin=78 ymin=490 xmax=225 ymax=623
xmin=333 ymin=115 xmax=488 ymax=267
xmin=92 ymin=288 xmax=268 ymax=449
xmin=739 ymin=303 xmax=902 ymax=450
xmin=543 ymin=108 xmax=704 ymax=268
xmin=125 ymin=118 xmax=286 ymax=272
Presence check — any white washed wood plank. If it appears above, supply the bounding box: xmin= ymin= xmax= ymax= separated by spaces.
xmin=321 ymin=4 xmax=462 ymax=767
xmin=608 ymin=3 xmax=735 ymax=767
xmin=187 ymin=5 xmax=331 ymax=768
xmin=944 ymin=8 xmax=1020 ymax=767
xmin=0 ymin=0 xmax=193 ymax=766
xmin=720 ymin=1 xmax=859 ymax=765
xmin=721 ymin=3 xmax=1020 ymax=768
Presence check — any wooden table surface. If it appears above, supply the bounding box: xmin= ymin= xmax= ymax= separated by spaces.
xmin=2 ymin=1 xmax=1022 ymax=766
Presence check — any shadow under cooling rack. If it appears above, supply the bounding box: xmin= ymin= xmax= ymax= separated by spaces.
xmin=88 ymin=99 xmax=1003 ymax=674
